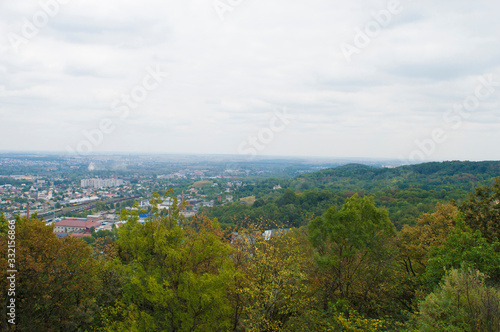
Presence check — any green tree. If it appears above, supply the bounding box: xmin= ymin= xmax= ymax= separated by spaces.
xmin=461 ymin=178 xmax=500 ymax=242
xmin=95 ymin=201 xmax=106 ymax=211
xmin=231 ymin=227 xmax=314 ymax=331
xmin=308 ymin=195 xmax=396 ymax=313
xmin=419 ymin=268 xmax=500 ymax=332
xmin=0 ymin=216 xmax=100 ymax=331
xmin=104 ymin=201 xmax=235 ymax=331
xmin=424 ymin=219 xmax=500 ymax=288
xmin=276 ymin=189 xmax=297 ymax=207
xmin=397 ymin=203 xmax=458 ymax=277
xmin=0 ymin=212 xmax=7 ymax=235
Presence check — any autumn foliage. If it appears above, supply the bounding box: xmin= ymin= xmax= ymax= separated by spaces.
xmin=2 ymin=181 xmax=500 ymax=331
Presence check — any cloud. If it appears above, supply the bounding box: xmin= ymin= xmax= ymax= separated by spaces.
xmin=0 ymin=0 xmax=499 ymax=160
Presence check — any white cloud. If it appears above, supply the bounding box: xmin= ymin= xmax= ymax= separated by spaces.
xmin=0 ymin=0 xmax=499 ymax=160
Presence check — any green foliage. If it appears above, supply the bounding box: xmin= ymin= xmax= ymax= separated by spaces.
xmin=419 ymin=268 xmax=500 ymax=332
xmin=103 ymin=200 xmax=235 ymax=331
xmin=286 ymin=300 xmax=417 ymax=332
xmin=3 ymin=162 xmax=500 ymax=331
xmin=397 ymin=203 xmax=458 ymax=277
xmin=309 ymin=195 xmax=395 ymax=261
xmin=276 ymin=188 xmax=298 ymax=207
xmin=230 ymin=227 xmax=314 ymax=331
xmin=206 ymin=163 xmax=500 ymax=231
xmin=424 ymin=219 xmax=500 ymax=288
xmin=82 ymin=227 xmax=118 ymax=246
xmin=0 ymin=212 xmax=7 ymax=235
xmin=204 ymin=189 xmax=346 ymax=228
xmin=292 ymin=162 xmax=500 ymax=194
xmin=308 ymin=195 xmax=397 ymax=315
xmin=460 ymin=178 xmax=500 ymax=242
xmin=0 ymin=217 xmax=100 ymax=331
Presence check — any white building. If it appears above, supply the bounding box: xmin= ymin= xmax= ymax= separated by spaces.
xmin=81 ymin=178 xmax=125 ymax=188
xmin=158 ymin=198 xmax=174 ymax=210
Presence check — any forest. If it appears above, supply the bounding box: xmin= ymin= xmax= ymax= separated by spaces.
xmin=206 ymin=161 xmax=500 ymax=229
xmin=1 ymin=161 xmax=500 ymax=331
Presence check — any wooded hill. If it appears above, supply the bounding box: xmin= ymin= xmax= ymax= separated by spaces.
xmin=205 ymin=161 xmax=500 ymax=229
xmin=290 ymin=161 xmax=500 ymax=192
xmin=2 ymin=162 xmax=500 ymax=331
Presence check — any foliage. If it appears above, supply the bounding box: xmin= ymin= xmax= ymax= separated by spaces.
xmin=0 ymin=216 xmax=100 ymax=331
xmin=292 ymin=161 xmax=500 ymax=194
xmin=285 ymin=300 xmax=417 ymax=332
xmin=205 ymin=164 xmax=500 ymax=231
xmin=203 ymin=189 xmax=345 ymax=229
xmin=230 ymin=226 xmax=314 ymax=331
xmin=424 ymin=219 xmax=500 ymax=288
xmin=308 ymin=195 xmax=397 ymax=315
xmin=397 ymin=203 xmax=458 ymax=277
xmin=0 ymin=212 xmax=7 ymax=235
xmin=101 ymin=199 xmax=235 ymax=331
xmin=3 ymin=162 xmax=500 ymax=330
xmin=419 ymin=268 xmax=500 ymax=332
xmin=83 ymin=226 xmax=118 ymax=246
xmin=460 ymin=177 xmax=500 ymax=242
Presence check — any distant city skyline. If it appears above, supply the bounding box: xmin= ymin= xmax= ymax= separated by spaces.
xmin=1 ymin=0 xmax=499 ymax=161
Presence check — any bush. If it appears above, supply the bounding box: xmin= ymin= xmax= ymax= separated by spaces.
xmin=419 ymin=268 xmax=500 ymax=332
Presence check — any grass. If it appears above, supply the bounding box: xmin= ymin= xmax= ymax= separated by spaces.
xmin=192 ymin=181 xmax=213 ymax=188
xmin=240 ymin=196 xmax=256 ymax=205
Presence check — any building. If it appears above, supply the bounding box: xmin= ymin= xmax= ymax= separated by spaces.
xmin=37 ymin=190 xmax=53 ymax=201
xmin=80 ymin=178 xmax=125 ymax=188
xmin=158 ymin=197 xmax=174 ymax=210
xmin=139 ymin=200 xmax=152 ymax=208
xmin=263 ymin=228 xmax=290 ymax=241
xmin=188 ymin=199 xmax=204 ymax=206
xmin=53 ymin=218 xmax=102 ymax=234
xmin=68 ymin=196 xmax=99 ymax=205
xmin=87 ymin=214 xmax=102 ymax=222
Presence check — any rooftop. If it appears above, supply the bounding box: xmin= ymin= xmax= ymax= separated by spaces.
xmin=55 ymin=219 xmax=101 ymax=228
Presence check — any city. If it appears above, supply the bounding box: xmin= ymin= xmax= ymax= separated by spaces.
xmin=0 ymin=153 xmax=366 ymax=237
xmin=1 ymin=0 xmax=499 ymax=329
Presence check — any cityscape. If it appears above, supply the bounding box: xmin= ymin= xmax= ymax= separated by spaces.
xmin=1 ymin=0 xmax=500 ymax=329
xmin=1 ymin=153 xmax=383 ymax=236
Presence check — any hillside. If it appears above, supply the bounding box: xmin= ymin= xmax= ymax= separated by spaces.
xmin=204 ymin=161 xmax=500 ymax=229
xmin=290 ymin=161 xmax=500 ymax=192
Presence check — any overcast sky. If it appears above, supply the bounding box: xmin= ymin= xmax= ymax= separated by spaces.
xmin=0 ymin=0 xmax=499 ymax=161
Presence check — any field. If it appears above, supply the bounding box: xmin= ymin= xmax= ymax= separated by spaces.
xmin=192 ymin=180 xmax=213 ymax=188
xmin=240 ymin=196 xmax=256 ymax=205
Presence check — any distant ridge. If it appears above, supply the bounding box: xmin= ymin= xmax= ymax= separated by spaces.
xmin=290 ymin=161 xmax=500 ymax=193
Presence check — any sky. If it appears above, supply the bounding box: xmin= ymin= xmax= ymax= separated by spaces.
xmin=0 ymin=0 xmax=499 ymax=162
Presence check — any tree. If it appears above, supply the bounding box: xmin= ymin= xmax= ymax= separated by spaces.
xmin=308 ymin=195 xmax=396 ymax=313
xmin=230 ymin=227 xmax=315 ymax=331
xmin=0 ymin=212 xmax=7 ymax=236
xmin=424 ymin=219 xmax=500 ymax=288
xmin=461 ymin=178 xmax=500 ymax=242
xmin=397 ymin=203 xmax=458 ymax=277
xmin=95 ymin=201 xmax=106 ymax=212
xmin=104 ymin=200 xmax=235 ymax=331
xmin=419 ymin=268 xmax=500 ymax=332
xmin=276 ymin=189 xmax=297 ymax=207
xmin=0 ymin=216 xmax=100 ymax=331
xmin=253 ymin=198 xmax=266 ymax=208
